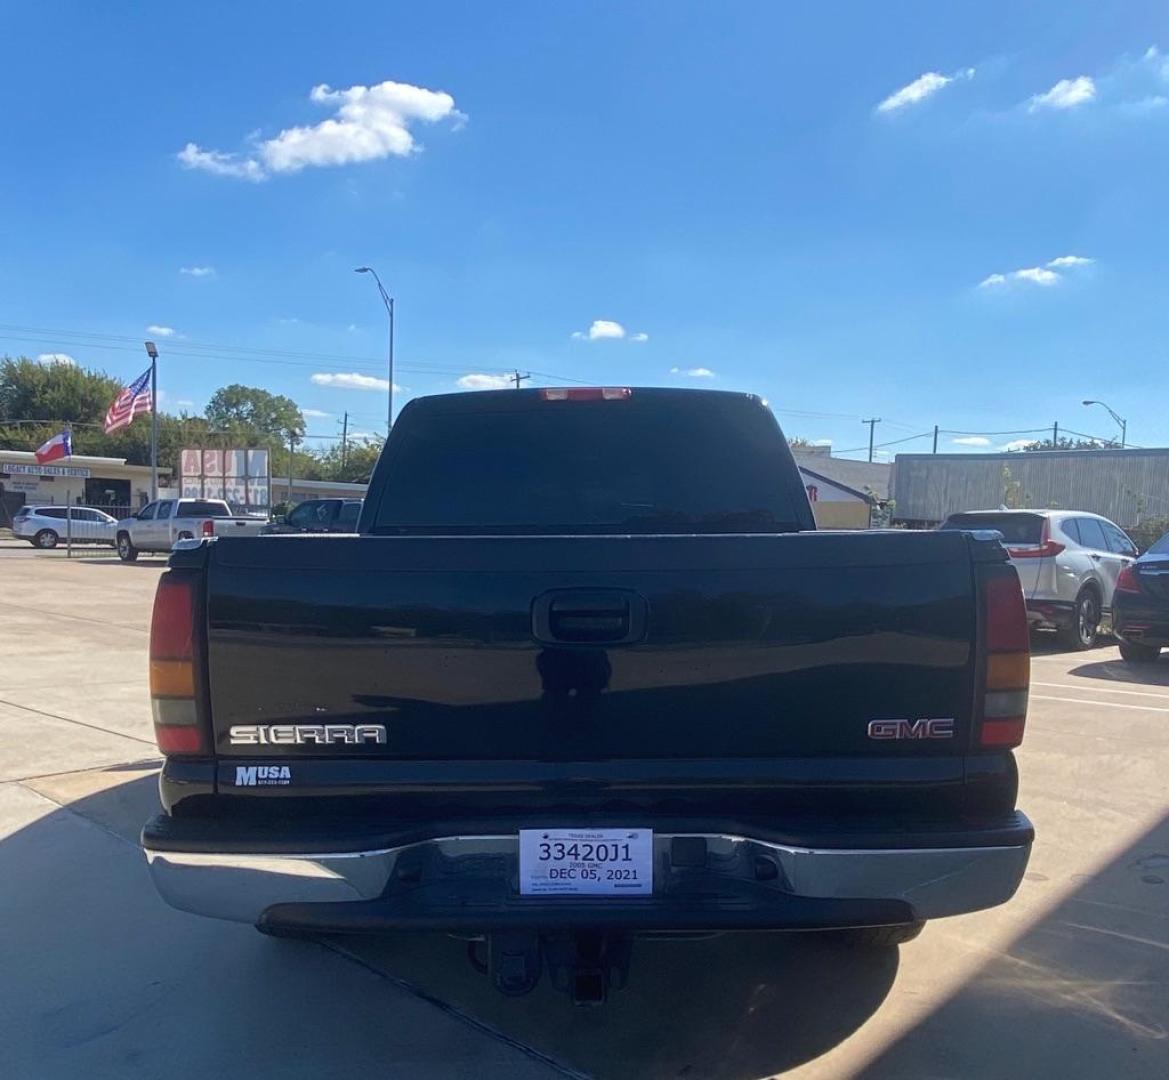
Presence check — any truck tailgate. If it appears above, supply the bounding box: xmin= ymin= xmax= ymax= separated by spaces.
xmin=204 ymin=530 xmax=980 ymax=761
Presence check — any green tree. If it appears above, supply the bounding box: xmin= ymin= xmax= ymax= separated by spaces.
xmin=205 ymin=385 xmax=305 ymax=441
xmin=310 ymin=438 xmax=384 ymax=484
xmin=0 ymin=356 xmax=123 ymax=427
xmin=1022 ymin=436 xmax=1110 ymax=452
xmin=1127 ymin=516 xmax=1169 ymax=553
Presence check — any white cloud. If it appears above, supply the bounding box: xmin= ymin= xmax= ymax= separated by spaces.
xmin=579 ymin=319 xmax=626 ymax=341
xmin=310 ymin=371 xmax=401 ymax=392
xmin=876 ymin=68 xmax=975 ymax=113
xmin=952 ymin=436 xmax=991 ymax=447
xmin=301 ymin=408 xmax=331 ymax=419
xmin=1002 ymin=438 xmax=1039 ymax=452
xmin=980 ymin=263 xmax=1074 ymax=288
xmin=180 ymin=265 xmax=216 ymax=277
xmin=813 ymin=439 xmax=833 ymax=447
xmin=1029 ymin=76 xmax=1096 ymax=112
xmin=35 ymin=352 xmax=76 ymax=366
xmin=570 ymin=319 xmax=650 ymax=342
xmin=178 ymin=79 xmax=463 ymax=181
xmin=146 ymin=324 xmax=177 ymax=337
xmin=669 ymin=366 xmax=716 ymax=378
xmin=457 ymin=373 xmax=513 ymax=390
xmin=178 ymin=143 xmax=265 ymax=181
xmin=1012 ymin=267 xmax=1060 ymax=286
xmin=174 ymin=398 xmax=197 ymax=409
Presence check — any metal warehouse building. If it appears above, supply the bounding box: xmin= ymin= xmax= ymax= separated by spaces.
xmin=891 ymin=447 xmax=1169 ymax=528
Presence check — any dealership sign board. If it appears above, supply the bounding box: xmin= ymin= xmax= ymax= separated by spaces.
xmin=180 ymin=448 xmax=270 ymax=509
xmin=3 ymin=463 xmax=92 ymax=478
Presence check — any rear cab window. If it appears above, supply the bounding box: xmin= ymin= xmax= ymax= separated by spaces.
xmin=177 ymin=501 xmax=231 ymax=517
xmin=370 ymin=391 xmax=809 ymax=536
xmin=940 ymin=513 xmax=1045 ymax=545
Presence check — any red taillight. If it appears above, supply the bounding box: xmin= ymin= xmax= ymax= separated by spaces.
xmin=1116 ymin=565 xmax=1141 ymax=594
xmin=150 ymin=575 xmax=193 ymax=659
xmin=980 ymin=569 xmax=1030 ymax=749
xmin=150 ymin=574 xmax=204 ymax=755
xmin=1006 ymin=521 xmax=1064 ymax=559
xmin=1007 ymin=540 xmax=1065 ymax=558
xmin=539 ymin=387 xmax=632 ymax=402
xmin=984 ymin=573 xmax=1030 ymax=653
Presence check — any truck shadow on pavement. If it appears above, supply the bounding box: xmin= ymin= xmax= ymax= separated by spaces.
xmin=8 ymin=772 xmax=1166 ymax=1079
xmin=1065 ymin=657 xmax=1169 ymax=687
xmin=860 ymin=809 xmax=1169 ymax=1078
xmin=3 ymin=771 xmax=898 ymax=1080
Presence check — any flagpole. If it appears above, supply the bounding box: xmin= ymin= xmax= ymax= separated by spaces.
xmin=146 ymin=341 xmax=159 ymax=501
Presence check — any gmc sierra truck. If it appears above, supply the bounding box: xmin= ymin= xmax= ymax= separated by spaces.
xmin=142 ymin=387 xmax=1033 ymax=1004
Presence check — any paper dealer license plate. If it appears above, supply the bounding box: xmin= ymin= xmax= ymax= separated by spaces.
xmin=518 ymin=828 xmax=653 ymax=896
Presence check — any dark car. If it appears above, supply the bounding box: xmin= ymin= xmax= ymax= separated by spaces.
xmin=1113 ymin=531 xmax=1169 ymax=663
xmin=261 ymin=498 xmax=363 ymax=535
xmin=142 ymin=387 xmax=1033 ymax=1004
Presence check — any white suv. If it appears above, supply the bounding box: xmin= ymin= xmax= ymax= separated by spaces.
xmin=12 ymin=505 xmax=118 ymax=549
xmin=940 ymin=509 xmax=1138 ymax=649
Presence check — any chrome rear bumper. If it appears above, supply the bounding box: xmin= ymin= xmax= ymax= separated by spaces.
xmin=144 ymin=831 xmax=1031 ymax=926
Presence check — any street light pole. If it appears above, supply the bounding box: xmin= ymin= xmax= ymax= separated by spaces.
xmin=1082 ymin=399 xmax=1127 ymax=448
xmin=355 ymin=267 xmax=395 ymax=431
xmin=145 ymin=340 xmax=159 ymax=500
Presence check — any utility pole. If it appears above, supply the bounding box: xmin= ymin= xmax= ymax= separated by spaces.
xmin=1052 ymin=420 xmax=1059 ymax=448
xmin=340 ymin=411 xmax=349 ymax=471
xmin=145 ymin=340 xmax=159 ymax=500
xmin=932 ymin=425 xmax=939 ymax=454
xmin=512 ymin=370 xmax=530 ymax=390
xmin=354 ymin=267 xmax=395 ymax=431
xmin=287 ymin=432 xmax=296 ymax=503
xmin=863 ymin=418 xmax=881 ymax=463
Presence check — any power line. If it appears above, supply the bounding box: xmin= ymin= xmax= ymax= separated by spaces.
xmin=833 ymin=431 xmax=934 ymax=455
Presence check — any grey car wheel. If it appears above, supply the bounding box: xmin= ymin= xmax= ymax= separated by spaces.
xmin=1060 ymin=589 xmax=1100 ymax=650
xmin=34 ymin=529 xmax=59 ymax=549
xmin=116 ymin=533 xmax=139 ymax=562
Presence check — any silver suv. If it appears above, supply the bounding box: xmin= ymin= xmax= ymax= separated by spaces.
xmin=940 ymin=509 xmax=1137 ymax=649
xmin=11 ymin=505 xmax=118 ymax=548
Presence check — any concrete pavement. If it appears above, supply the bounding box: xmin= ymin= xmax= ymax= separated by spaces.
xmin=1 ymin=547 xmax=1166 ymax=1078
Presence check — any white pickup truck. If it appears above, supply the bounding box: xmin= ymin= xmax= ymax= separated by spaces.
xmin=115 ymin=498 xmax=267 ymax=561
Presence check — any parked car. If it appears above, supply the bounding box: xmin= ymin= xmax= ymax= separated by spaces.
xmin=1112 ymin=530 xmax=1169 ymax=663
xmin=940 ymin=509 xmax=1138 ymax=649
xmin=12 ymin=505 xmax=117 ymax=548
xmin=143 ymin=387 xmax=1034 ymax=1004
xmin=115 ymin=498 xmax=267 ymax=561
xmin=261 ymin=498 xmax=363 ymax=535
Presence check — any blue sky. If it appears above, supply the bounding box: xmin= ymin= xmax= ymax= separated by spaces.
xmin=2 ymin=1 xmax=1168 ymax=458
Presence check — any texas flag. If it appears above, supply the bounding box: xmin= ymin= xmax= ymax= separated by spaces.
xmin=35 ymin=430 xmax=73 ymax=465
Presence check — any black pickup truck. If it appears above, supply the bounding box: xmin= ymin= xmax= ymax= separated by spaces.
xmin=143 ymin=387 xmax=1033 ymax=1003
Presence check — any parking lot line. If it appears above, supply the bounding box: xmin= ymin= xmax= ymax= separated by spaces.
xmin=1032 ymin=681 xmax=1169 ymax=700
xmin=1030 ymin=694 xmax=1169 ymax=713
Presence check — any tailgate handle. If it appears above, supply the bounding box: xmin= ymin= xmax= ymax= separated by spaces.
xmin=532 ymin=590 xmax=647 ymax=645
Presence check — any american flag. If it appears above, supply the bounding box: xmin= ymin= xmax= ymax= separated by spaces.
xmin=104 ymin=367 xmax=153 ymax=434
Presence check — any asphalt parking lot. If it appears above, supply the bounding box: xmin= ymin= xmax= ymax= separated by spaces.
xmin=1 ymin=539 xmax=1166 ymax=1079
